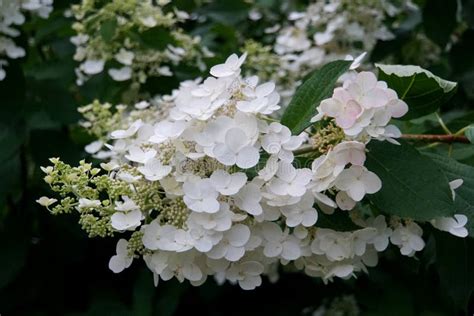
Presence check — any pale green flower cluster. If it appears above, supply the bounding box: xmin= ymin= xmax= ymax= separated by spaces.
xmin=78 ymin=100 xmax=126 ymax=141
xmin=38 ymin=155 xmax=195 ymax=256
xmin=246 ymin=0 xmax=417 ymax=103
xmin=37 ymin=156 xmax=217 ymax=267
xmin=241 ymin=40 xmax=281 ymax=84
xmin=71 ymin=0 xmax=211 ymax=99
xmin=80 ymin=96 xmax=171 ymax=135
xmin=40 ymin=158 xmax=131 ymax=237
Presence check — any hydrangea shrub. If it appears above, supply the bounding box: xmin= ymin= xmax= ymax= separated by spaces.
xmin=38 ymin=53 xmax=469 ymax=290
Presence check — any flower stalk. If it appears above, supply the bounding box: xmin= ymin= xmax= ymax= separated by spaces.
xmin=401 ymin=134 xmax=470 ymax=144
xmin=294 ymin=134 xmax=470 ymax=156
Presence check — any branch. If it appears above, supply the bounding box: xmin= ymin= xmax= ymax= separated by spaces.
xmin=401 ymin=134 xmax=470 ymax=143
xmin=294 ymin=134 xmax=470 ymax=156
xmin=293 ymin=145 xmax=319 ymax=156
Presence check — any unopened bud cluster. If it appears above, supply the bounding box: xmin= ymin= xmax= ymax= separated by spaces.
xmin=70 ymin=0 xmax=212 ymax=100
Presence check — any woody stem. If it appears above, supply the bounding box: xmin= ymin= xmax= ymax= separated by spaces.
xmin=293 ymin=134 xmax=470 ymax=156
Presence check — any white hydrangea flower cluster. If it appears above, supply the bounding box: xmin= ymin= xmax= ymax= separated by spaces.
xmin=70 ymin=0 xmax=211 ymax=93
xmin=39 ymin=53 xmax=468 ymax=290
xmin=249 ymin=0 xmax=415 ymax=101
xmin=0 ymin=0 xmax=53 ymax=80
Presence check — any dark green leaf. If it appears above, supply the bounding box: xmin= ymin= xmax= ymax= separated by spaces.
xmin=376 ymin=64 xmax=457 ymax=120
xmin=155 ymin=281 xmax=188 ymax=316
xmin=0 ymin=124 xmax=25 ymax=162
xmin=200 ymin=1 xmax=251 ymax=25
xmin=317 ymin=210 xmax=362 ymax=231
xmin=0 ymin=124 xmax=23 ymax=204
xmin=138 ymin=27 xmax=176 ymax=50
xmin=132 ymin=269 xmax=154 ymax=316
xmin=365 ymin=140 xmax=454 ymax=221
xmin=423 ymin=0 xmax=458 ymax=47
xmin=463 ymin=0 xmax=474 ymax=28
xmin=281 ymin=60 xmax=351 ymax=134
xmin=435 ymin=231 xmax=474 ymax=312
xmin=425 ymin=153 xmax=474 ymax=236
xmin=100 ymin=18 xmax=117 ymax=42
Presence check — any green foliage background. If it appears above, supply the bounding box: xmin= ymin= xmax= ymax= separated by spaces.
xmin=1 ymin=0 xmax=474 ymax=315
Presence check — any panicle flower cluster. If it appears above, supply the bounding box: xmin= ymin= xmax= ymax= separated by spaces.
xmin=246 ymin=0 xmax=416 ymax=101
xmin=70 ymin=0 xmax=212 ymax=97
xmin=38 ymin=53 xmax=468 ymax=290
xmin=0 ymin=0 xmax=53 ymax=80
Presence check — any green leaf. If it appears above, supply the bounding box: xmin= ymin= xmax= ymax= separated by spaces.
xmin=0 ymin=124 xmax=25 ymax=162
xmin=155 ymin=281 xmax=188 ymax=316
xmin=138 ymin=27 xmax=176 ymax=50
xmin=0 ymin=153 xmax=21 ymax=206
xmin=100 ymin=18 xmax=117 ymax=41
xmin=434 ymin=231 xmax=474 ymax=313
xmin=376 ymin=64 xmax=457 ymax=120
xmin=465 ymin=125 xmax=474 ymax=144
xmin=464 ymin=0 xmax=474 ymax=28
xmin=132 ymin=269 xmax=154 ymax=316
xmin=423 ymin=0 xmax=458 ymax=47
xmin=424 ymin=153 xmax=474 ymax=236
xmin=280 ymin=60 xmax=352 ymax=134
xmin=317 ymin=210 xmax=362 ymax=232
xmin=365 ymin=140 xmax=454 ymax=221
xmin=200 ymin=1 xmax=251 ymax=25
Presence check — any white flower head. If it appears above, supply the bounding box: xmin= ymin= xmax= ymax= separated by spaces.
xmin=111 ymin=120 xmax=143 ymax=139
xmin=210 ymin=170 xmax=247 ymax=196
xmin=111 ymin=209 xmax=143 ymax=231
xmin=111 ymin=197 xmax=143 ymax=231
xmin=431 ymin=214 xmax=468 ymax=238
xmin=234 ymin=183 xmax=263 ymax=216
xmin=226 ymin=261 xmax=264 ymax=290
xmin=390 ymin=222 xmax=425 ymax=256
xmin=280 ymin=193 xmax=318 ymax=227
xmin=78 ymin=198 xmax=101 ymax=210
xmin=207 ymin=224 xmax=251 ymax=261
xmin=449 ymin=179 xmax=463 ymax=201
xmin=80 ymin=59 xmax=105 ymax=75
xmin=183 ymin=178 xmax=220 ymax=213
xmin=115 ymin=48 xmax=134 ymax=65
xmin=125 ymin=145 xmax=157 ymax=164
xmin=261 ymin=222 xmax=301 ymax=260
xmin=366 ymin=215 xmax=392 ymax=251
xmin=108 ymin=66 xmax=132 ymax=81
xmin=109 ymin=239 xmax=133 ymax=273
xmin=36 ymin=196 xmax=57 ymax=207
xmin=267 ymin=161 xmax=312 ymax=197
xmin=138 ymin=158 xmax=172 ymax=181
xmin=210 ymin=53 xmax=247 ymax=78
xmin=334 ymin=166 xmax=382 ymax=201
xmin=261 ymin=122 xmax=304 ymax=162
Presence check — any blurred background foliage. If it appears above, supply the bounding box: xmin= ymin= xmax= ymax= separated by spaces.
xmin=0 ymin=0 xmax=474 ymax=315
